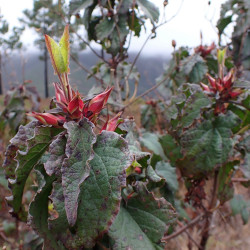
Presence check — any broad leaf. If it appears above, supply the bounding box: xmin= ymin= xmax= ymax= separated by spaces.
xmin=180 ymin=87 xmax=211 ymax=128
xmin=159 ymin=134 xmax=182 ymax=165
xmin=44 ymin=133 xmax=67 ymax=176
xmin=140 ymin=132 xmax=167 ymax=160
xmin=109 ymin=182 xmax=176 ymax=249
xmin=137 ymin=0 xmax=159 ymax=22
xmin=65 ymin=131 xmax=132 ymax=249
xmin=96 ymin=17 xmax=115 ymax=40
xmin=155 ymin=161 xmax=178 ymax=192
xmin=48 ymin=181 xmax=68 ymax=233
xmin=61 ymin=119 xmax=96 ymax=227
xmin=230 ymin=195 xmax=249 ymax=225
xmin=69 ymin=0 xmax=93 ymax=15
xmin=179 ymin=111 xmax=240 ymax=176
xmin=217 ymin=161 xmax=237 ymax=204
xmin=6 ymin=125 xmax=62 ymax=221
xmin=28 ymin=164 xmax=62 ymax=249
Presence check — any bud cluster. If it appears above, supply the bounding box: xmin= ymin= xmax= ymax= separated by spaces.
xmin=200 ymin=69 xmax=242 ymax=114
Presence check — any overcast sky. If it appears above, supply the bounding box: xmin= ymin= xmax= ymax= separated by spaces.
xmin=0 ymin=0 xmax=229 ymax=56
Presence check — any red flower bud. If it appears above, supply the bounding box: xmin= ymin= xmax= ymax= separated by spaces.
xmin=206 ymin=74 xmax=216 ymax=90
xmin=68 ymin=92 xmax=84 ymax=119
xmin=229 ymin=89 xmax=243 ymax=98
xmin=215 ymin=79 xmax=224 ymax=92
xmin=101 ymin=112 xmax=123 ymax=132
xmin=28 ymin=112 xmax=66 ymax=127
xmin=223 ymin=68 xmax=234 ymax=89
xmin=200 ymin=82 xmax=211 ymax=92
xmin=87 ymin=87 xmax=113 ymax=115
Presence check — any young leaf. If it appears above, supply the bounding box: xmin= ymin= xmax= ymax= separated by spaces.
xmin=45 ymin=25 xmax=70 ymax=75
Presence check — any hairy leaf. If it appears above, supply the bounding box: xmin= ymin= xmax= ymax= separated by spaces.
xmin=44 ymin=133 xmax=67 ymax=176
xmin=179 ymin=111 xmax=240 ymax=176
xmin=180 ymin=88 xmax=211 ymax=128
xmin=28 ymin=164 xmax=62 ymax=249
xmin=159 ymin=134 xmax=182 ymax=165
xmin=6 ymin=124 xmax=62 ymax=221
xmin=61 ymin=119 xmax=96 ymax=227
xmin=65 ymin=131 xmax=132 ymax=248
xmin=140 ymin=132 xmax=167 ymax=160
xmin=109 ymin=182 xmax=176 ymax=249
xmin=155 ymin=161 xmax=178 ymax=192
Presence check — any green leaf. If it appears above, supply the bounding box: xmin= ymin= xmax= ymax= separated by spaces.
xmin=230 ymin=195 xmax=249 ymax=225
xmin=44 ymin=133 xmax=66 ymax=176
xmin=61 ymin=119 xmax=96 ymax=227
xmin=45 ymin=26 xmax=70 ymax=74
xmin=48 ymin=181 xmax=68 ymax=233
xmin=126 ymin=130 xmax=151 ymax=163
xmin=96 ymin=17 xmax=115 ymax=41
xmin=159 ymin=134 xmax=182 ymax=165
xmin=217 ymin=15 xmax=232 ymax=35
xmin=137 ymin=0 xmax=159 ymax=22
xmin=6 ymin=124 xmax=62 ymax=221
xmin=28 ymin=164 xmax=62 ymax=249
xmin=179 ymin=111 xmax=240 ymax=176
xmin=155 ymin=161 xmax=178 ymax=192
xmin=217 ymin=161 xmax=237 ymax=204
xmin=180 ymin=87 xmax=211 ymax=128
xmin=146 ymin=165 xmax=162 ymax=182
xmin=189 ymin=61 xmax=208 ymax=83
xmin=108 ymin=183 xmax=176 ymax=249
xmin=140 ymin=132 xmax=167 ymax=160
xmin=69 ymin=0 xmax=93 ymax=15
xmin=66 ymin=131 xmax=132 ymax=249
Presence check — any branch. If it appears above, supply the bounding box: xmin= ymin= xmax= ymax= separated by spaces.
xmin=122 ymin=68 xmax=174 ymax=110
xmin=163 ymin=213 xmax=205 ymax=241
xmin=70 ymin=54 xmax=103 ymax=83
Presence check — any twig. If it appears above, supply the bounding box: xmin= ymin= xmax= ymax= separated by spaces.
xmin=163 ymin=213 xmax=205 ymax=241
xmin=122 ymin=68 xmax=174 ymax=110
xmin=70 ymin=54 xmax=103 ymax=83
xmin=231 ymin=177 xmax=250 ymax=183
xmin=0 ymin=231 xmax=12 ymax=244
xmin=177 ymin=221 xmax=202 ymax=249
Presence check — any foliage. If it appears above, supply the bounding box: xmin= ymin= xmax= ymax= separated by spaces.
xmin=0 ymin=82 xmax=40 ymax=136
xmin=140 ymin=46 xmax=250 ymax=247
xmin=217 ymin=0 xmax=250 ymax=69
xmin=2 ymin=27 xmax=176 ymax=249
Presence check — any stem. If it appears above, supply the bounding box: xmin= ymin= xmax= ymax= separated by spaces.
xmin=44 ymin=41 xmax=49 ymax=98
xmin=122 ymin=67 xmax=174 ymax=110
xmin=199 ymin=170 xmax=219 ymax=249
xmin=0 ymin=51 xmax=3 ymax=95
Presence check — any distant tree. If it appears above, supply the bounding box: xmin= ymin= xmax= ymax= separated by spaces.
xmin=0 ymin=14 xmax=23 ymax=95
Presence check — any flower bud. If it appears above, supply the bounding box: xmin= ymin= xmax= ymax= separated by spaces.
xmin=28 ymin=112 xmax=66 ymax=127
xmin=87 ymin=87 xmax=113 ymax=115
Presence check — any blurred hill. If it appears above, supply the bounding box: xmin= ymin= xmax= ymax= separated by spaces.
xmin=1 ymin=51 xmax=170 ymax=98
